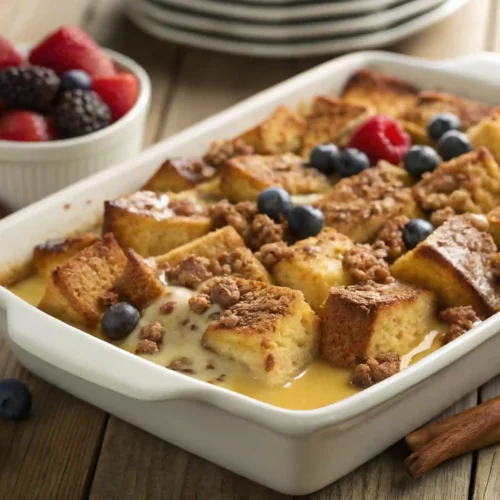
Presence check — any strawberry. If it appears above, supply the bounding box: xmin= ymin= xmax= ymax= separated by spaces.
xmin=28 ymin=25 xmax=115 ymax=78
xmin=93 ymin=73 xmax=139 ymax=121
xmin=0 ymin=35 xmax=24 ymax=71
xmin=0 ymin=110 xmax=58 ymax=142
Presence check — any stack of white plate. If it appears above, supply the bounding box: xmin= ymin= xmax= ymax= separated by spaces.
xmin=125 ymin=0 xmax=471 ymax=58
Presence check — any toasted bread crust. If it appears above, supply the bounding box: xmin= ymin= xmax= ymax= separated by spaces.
xmin=38 ymin=234 xmax=127 ymax=326
xmin=341 ymin=69 xmax=419 ymax=117
xmin=220 ymin=153 xmax=330 ymax=202
xmin=413 ymin=148 xmax=500 ymax=214
xmin=392 ymin=215 xmax=500 ymax=316
xmin=143 ymin=158 xmax=216 ymax=193
xmin=301 ymin=95 xmax=373 ymax=156
xmin=320 ymin=281 xmax=436 ymax=367
xmin=34 ymin=233 xmax=98 ymax=280
xmin=236 ymin=105 xmax=306 ymax=154
xmin=103 ymin=191 xmax=211 ymax=256
xmin=115 ymin=249 xmax=164 ymax=309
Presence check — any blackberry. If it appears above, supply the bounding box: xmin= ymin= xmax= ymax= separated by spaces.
xmin=54 ymin=90 xmax=111 ymax=138
xmin=0 ymin=66 xmax=60 ymax=113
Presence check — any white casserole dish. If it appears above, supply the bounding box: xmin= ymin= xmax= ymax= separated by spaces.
xmin=1 ymin=51 xmax=500 ymax=495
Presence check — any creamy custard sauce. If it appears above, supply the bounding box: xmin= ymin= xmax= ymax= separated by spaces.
xmin=9 ymin=275 xmax=445 ymax=411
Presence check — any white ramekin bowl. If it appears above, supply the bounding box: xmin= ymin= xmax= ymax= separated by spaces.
xmin=0 ymin=46 xmax=151 ymax=211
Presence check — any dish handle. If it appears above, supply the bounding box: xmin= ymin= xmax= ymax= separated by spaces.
xmin=2 ymin=293 xmax=198 ymax=401
xmin=440 ymin=52 xmax=500 ymax=81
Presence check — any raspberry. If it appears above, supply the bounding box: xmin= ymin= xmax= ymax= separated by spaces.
xmin=0 ymin=66 xmax=60 ymax=113
xmin=0 ymin=110 xmax=58 ymax=142
xmin=54 ymin=89 xmax=111 ymax=138
xmin=347 ymin=116 xmax=411 ymax=166
xmin=0 ymin=35 xmax=23 ymax=71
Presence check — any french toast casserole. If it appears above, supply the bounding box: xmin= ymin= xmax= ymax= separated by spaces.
xmin=10 ymin=68 xmax=500 ymax=410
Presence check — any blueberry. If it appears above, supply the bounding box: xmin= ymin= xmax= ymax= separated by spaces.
xmin=427 ymin=113 xmax=462 ymax=141
xmin=338 ymin=148 xmax=370 ymax=178
xmin=309 ymin=143 xmax=342 ymax=174
xmin=60 ymin=70 xmax=92 ymax=91
xmin=101 ymin=302 xmax=140 ymax=340
xmin=402 ymin=219 xmax=434 ymax=250
xmin=437 ymin=130 xmax=472 ymax=161
xmin=403 ymin=145 xmax=441 ymax=178
xmin=287 ymin=205 xmax=324 ymax=240
xmin=257 ymin=187 xmax=292 ymax=221
xmin=0 ymin=379 xmax=32 ymax=421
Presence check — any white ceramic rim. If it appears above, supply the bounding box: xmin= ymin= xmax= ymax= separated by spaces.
xmin=150 ymin=0 xmax=415 ymax=21
xmin=1 ymin=50 xmax=499 ymax=438
xmin=126 ymin=0 xmax=470 ymax=58
xmin=0 ymin=46 xmax=151 ymax=152
xmin=131 ymin=0 xmax=445 ymax=40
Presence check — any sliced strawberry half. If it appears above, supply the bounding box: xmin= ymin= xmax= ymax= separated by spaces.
xmin=347 ymin=115 xmax=411 ymax=166
xmin=93 ymin=72 xmax=139 ymax=122
xmin=0 ymin=35 xmax=24 ymax=71
xmin=29 ymin=25 xmax=115 ymax=78
xmin=0 ymin=110 xmax=58 ymax=142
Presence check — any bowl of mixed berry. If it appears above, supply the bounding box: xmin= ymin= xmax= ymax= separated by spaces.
xmin=0 ymin=25 xmax=151 ymax=211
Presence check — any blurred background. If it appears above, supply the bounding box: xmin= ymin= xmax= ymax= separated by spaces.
xmin=2 ymin=0 xmax=494 ymax=150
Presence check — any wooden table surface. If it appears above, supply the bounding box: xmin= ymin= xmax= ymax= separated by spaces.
xmin=1 ymin=0 xmax=500 ymax=498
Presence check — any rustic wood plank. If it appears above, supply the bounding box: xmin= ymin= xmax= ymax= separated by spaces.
xmin=0 ymin=334 xmax=107 ymax=500
xmin=393 ymin=0 xmax=492 ymax=58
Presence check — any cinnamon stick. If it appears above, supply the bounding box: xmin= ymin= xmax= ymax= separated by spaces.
xmin=405 ymin=395 xmax=500 ymax=478
xmin=406 ymin=394 xmax=500 ymax=454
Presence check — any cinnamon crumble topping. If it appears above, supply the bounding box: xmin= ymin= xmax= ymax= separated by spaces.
xmin=98 ymin=291 xmax=118 ymax=309
xmin=160 ymin=301 xmax=176 ymax=314
xmin=256 ymin=241 xmax=293 ymax=268
xmin=351 ymin=352 xmax=400 ymax=388
xmin=246 ymin=214 xmax=284 ymax=251
xmin=166 ymin=255 xmax=213 ymax=289
xmin=430 ymin=207 xmax=456 ymax=227
xmin=139 ymin=321 xmax=164 ymax=343
xmin=168 ymin=357 xmax=194 ymax=374
xmin=208 ymin=278 xmax=240 ymax=309
xmin=209 ymin=200 xmax=257 ymax=236
xmin=343 ymin=243 xmax=394 ymax=284
xmin=203 ymin=139 xmax=254 ymax=168
xmin=188 ymin=293 xmax=212 ymax=314
xmin=136 ymin=339 xmax=159 ymax=355
xmin=374 ymin=216 xmax=409 ymax=261
xmin=439 ymin=306 xmax=479 ymax=344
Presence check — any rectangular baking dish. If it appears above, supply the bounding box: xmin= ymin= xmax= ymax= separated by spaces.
xmin=1 ymin=51 xmax=500 ymax=495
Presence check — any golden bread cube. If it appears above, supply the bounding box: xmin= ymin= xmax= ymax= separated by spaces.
xmin=324 ymin=162 xmax=413 ymax=203
xmin=341 ymin=69 xmax=419 ymax=118
xmin=219 ymin=153 xmax=330 ymax=202
xmin=142 ymin=158 xmax=216 ymax=193
xmin=236 ymin=105 xmax=306 ymax=154
xmin=487 ymin=207 xmax=500 ymax=248
xmin=301 ymin=95 xmax=373 ymax=156
xmin=155 ymin=226 xmax=270 ymax=282
xmin=401 ymin=91 xmax=492 ymax=142
xmin=391 ymin=215 xmax=500 ymax=316
xmin=271 ymin=228 xmax=354 ymax=312
xmin=202 ymin=278 xmax=319 ymax=387
xmin=320 ymin=281 xmax=437 ymax=367
xmin=115 ymin=249 xmax=164 ymax=309
xmin=316 ymin=172 xmax=422 ymax=243
xmin=468 ymin=112 xmax=500 ymax=166
xmin=103 ymin=191 xmax=211 ymax=257
xmin=413 ymin=148 xmax=500 ymax=214
xmin=38 ymin=234 xmax=127 ymax=326
xmin=33 ymin=233 xmax=98 ymax=280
